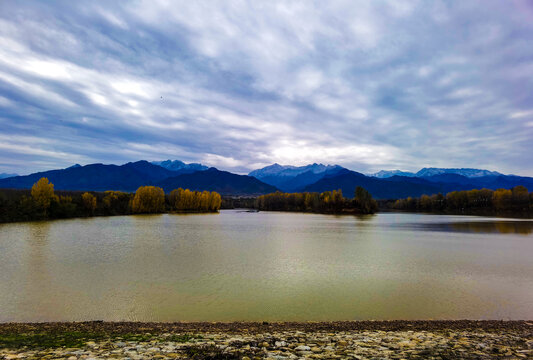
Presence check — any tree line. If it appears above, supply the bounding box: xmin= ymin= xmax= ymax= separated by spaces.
xmin=254 ymin=186 xmax=378 ymax=214
xmin=389 ymin=186 xmax=533 ymax=215
xmin=0 ymin=177 xmax=221 ymax=223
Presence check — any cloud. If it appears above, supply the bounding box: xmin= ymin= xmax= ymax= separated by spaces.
xmin=0 ymin=1 xmax=532 ymax=176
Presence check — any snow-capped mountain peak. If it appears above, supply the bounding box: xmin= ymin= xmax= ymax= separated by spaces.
xmin=369 ymin=170 xmax=415 ymax=178
xmin=249 ymin=163 xmax=344 ymax=179
xmin=415 ymin=168 xmax=502 ymax=178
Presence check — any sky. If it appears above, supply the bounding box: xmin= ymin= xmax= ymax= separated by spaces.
xmin=1 ymin=1 xmax=533 ymax=176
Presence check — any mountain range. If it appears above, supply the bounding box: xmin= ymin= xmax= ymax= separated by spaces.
xmin=250 ymin=164 xmax=533 ymax=198
xmin=151 ymin=160 xmax=208 ymax=173
xmin=369 ymin=167 xmax=502 ymax=178
xmin=0 ymin=160 xmax=275 ymax=195
xmin=248 ymin=163 xmax=345 ymax=192
xmin=1 ymin=161 xmax=532 ymax=198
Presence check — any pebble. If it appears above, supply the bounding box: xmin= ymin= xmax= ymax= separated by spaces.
xmin=1 ymin=328 xmax=531 ymax=359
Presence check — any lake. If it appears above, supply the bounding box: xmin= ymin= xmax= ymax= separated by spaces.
xmin=0 ymin=210 xmax=532 ymax=322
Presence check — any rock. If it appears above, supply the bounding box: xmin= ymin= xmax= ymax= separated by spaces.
xmin=0 ymin=325 xmax=530 ymax=360
xmin=398 ymin=340 xmax=415 ymax=348
xmin=294 ymin=345 xmax=311 ymax=351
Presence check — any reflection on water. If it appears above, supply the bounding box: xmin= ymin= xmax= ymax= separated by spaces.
xmin=0 ymin=211 xmax=532 ymax=322
xmin=451 ymin=221 xmax=533 ymax=234
xmin=402 ymin=220 xmax=533 ymax=235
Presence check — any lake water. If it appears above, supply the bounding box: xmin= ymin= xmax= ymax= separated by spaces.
xmin=0 ymin=210 xmax=532 ymax=322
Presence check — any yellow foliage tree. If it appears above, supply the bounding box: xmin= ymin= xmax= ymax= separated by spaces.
xmin=82 ymin=192 xmax=97 ymax=214
xmin=31 ymin=177 xmax=56 ymax=215
xmin=170 ymin=187 xmax=221 ymax=212
xmin=201 ymin=190 xmax=210 ymax=211
xmin=492 ymin=188 xmax=512 ymax=211
xmin=131 ymin=186 xmax=165 ymax=213
xmin=208 ymin=191 xmax=221 ymax=211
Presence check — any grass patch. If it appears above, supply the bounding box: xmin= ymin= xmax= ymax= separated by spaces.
xmin=0 ymin=331 xmax=204 ymax=349
xmin=0 ymin=331 xmax=107 ymax=349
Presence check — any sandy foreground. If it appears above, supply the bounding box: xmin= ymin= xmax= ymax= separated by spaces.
xmin=0 ymin=321 xmax=532 ymax=359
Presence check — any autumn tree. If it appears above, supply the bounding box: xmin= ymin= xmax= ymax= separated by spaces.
xmin=131 ymin=186 xmax=165 ymax=213
xmin=331 ymin=189 xmax=344 ymax=212
xmin=175 ymin=189 xmax=192 ymax=210
xmin=192 ymin=191 xmax=201 ymax=209
xmin=492 ymin=188 xmax=512 ymax=211
xmin=31 ymin=177 xmax=57 ymax=215
xmin=82 ymin=192 xmax=97 ymax=215
xmin=208 ymin=191 xmax=222 ymax=211
xmin=169 ymin=188 xmax=183 ymax=209
xmin=170 ymin=188 xmax=221 ymax=212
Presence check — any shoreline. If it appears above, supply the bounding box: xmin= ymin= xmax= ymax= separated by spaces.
xmin=1 ymin=320 xmax=532 ymax=334
xmin=3 ymin=208 xmax=532 ymax=225
xmin=1 ymin=321 xmax=531 ymax=359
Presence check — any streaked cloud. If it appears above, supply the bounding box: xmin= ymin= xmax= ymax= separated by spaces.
xmin=0 ymin=1 xmax=532 ymax=175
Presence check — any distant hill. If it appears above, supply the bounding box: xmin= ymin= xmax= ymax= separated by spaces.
xmin=415 ymin=173 xmax=533 ymax=189
xmin=0 ymin=161 xmax=176 ymax=192
xmin=152 ymin=159 xmax=208 ymax=172
xmin=2 ymin=161 xmax=531 ymax=199
xmin=249 ymin=163 xmax=345 ymax=191
xmin=466 ymin=174 xmax=533 ymax=190
xmin=0 ymin=162 xmax=277 ymax=195
xmin=303 ymin=170 xmax=533 ymax=199
xmin=302 ymin=170 xmax=444 ymax=199
xmin=156 ymin=168 xmax=278 ymax=195
xmin=0 ymin=173 xmax=18 ymax=179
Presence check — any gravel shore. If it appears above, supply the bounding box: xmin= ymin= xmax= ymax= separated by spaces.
xmin=1 ymin=321 xmax=532 ymax=359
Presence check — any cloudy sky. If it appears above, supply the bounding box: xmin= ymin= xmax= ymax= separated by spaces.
xmin=1 ymin=1 xmax=532 ymax=176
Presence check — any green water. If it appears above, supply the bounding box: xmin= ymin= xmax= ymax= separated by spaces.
xmin=0 ymin=210 xmax=532 ymax=321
